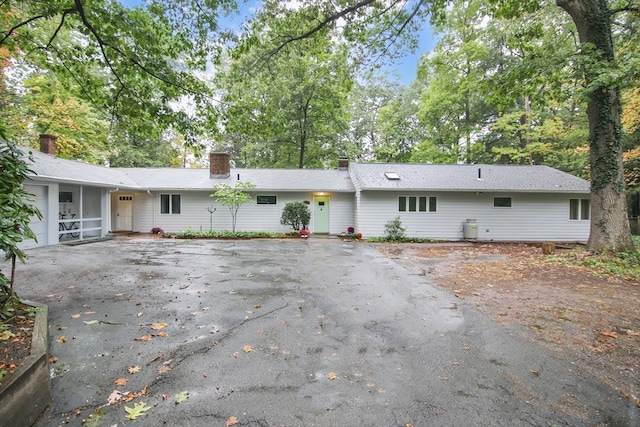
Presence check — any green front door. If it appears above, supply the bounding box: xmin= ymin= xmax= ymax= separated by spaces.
xmin=313 ymin=195 xmax=330 ymax=233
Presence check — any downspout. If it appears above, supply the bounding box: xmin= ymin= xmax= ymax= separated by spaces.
xmin=108 ymin=188 xmax=119 ymax=235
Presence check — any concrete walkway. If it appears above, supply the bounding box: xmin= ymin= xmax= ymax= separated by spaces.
xmin=6 ymin=238 xmax=636 ymax=426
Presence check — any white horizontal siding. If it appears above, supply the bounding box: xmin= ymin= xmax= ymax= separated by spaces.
xmin=132 ymin=191 xmax=353 ymax=234
xmin=357 ymin=191 xmax=590 ymax=242
xmin=324 ymin=192 xmax=355 ymax=235
xmin=20 ymin=184 xmax=48 ymax=249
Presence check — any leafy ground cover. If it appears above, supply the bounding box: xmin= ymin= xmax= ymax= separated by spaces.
xmin=374 ymin=241 xmax=640 ymax=409
xmin=0 ymin=304 xmax=37 ymax=382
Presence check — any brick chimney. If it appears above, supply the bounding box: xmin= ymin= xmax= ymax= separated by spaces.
xmin=39 ymin=134 xmax=57 ymax=155
xmin=338 ymin=156 xmax=349 ymax=170
xmin=210 ymin=152 xmax=230 ymax=178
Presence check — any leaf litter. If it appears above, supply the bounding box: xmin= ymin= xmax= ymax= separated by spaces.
xmin=374 ymin=242 xmax=640 ymax=407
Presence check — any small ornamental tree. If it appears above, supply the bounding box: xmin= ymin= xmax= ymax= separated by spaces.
xmin=280 ymin=201 xmax=311 ymax=230
xmin=210 ymin=181 xmax=255 ymax=232
xmin=0 ymin=138 xmax=42 ymax=317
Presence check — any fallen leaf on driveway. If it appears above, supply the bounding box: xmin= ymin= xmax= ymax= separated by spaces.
xmin=151 ymin=322 xmax=167 ymax=330
xmin=128 ymin=366 xmax=141 ymax=374
xmin=226 ymin=416 xmax=239 ymax=427
xmin=157 ymin=365 xmax=171 ymax=373
xmin=328 ymin=372 xmax=338 ymax=380
xmin=107 ymin=390 xmax=123 ymax=405
xmin=134 ymin=335 xmax=152 ymax=341
xmin=243 ymin=345 xmax=253 ymax=352
xmin=71 ymin=313 xmax=81 ymax=319
xmin=601 ymin=332 xmax=618 ymax=339
xmin=56 ymin=336 xmax=67 ymax=343
xmin=174 ymin=391 xmax=189 ymax=404
xmin=125 ymin=402 xmax=152 ymax=420
xmin=83 ymin=320 xmax=98 ymax=325
xmin=115 ymin=378 xmax=128 ymax=386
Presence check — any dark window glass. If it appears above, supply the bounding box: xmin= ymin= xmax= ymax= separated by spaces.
xmin=399 ymin=196 xmax=406 ymax=212
xmin=580 ymin=199 xmax=590 ymax=220
xmin=494 ymin=197 xmax=512 ymax=208
xmin=257 ymin=196 xmax=277 ymax=204
xmin=171 ymin=195 xmax=181 ymax=214
xmin=161 ymin=194 xmax=170 ymax=214
xmin=408 ymin=196 xmax=417 ymax=212
xmin=419 ymin=197 xmax=427 ymax=212
xmin=428 ymin=196 xmax=437 ymax=212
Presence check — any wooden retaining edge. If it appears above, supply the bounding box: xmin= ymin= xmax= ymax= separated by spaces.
xmin=0 ymin=299 xmax=51 ymax=426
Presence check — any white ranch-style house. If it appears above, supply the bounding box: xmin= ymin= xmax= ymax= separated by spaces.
xmin=18 ymin=135 xmax=591 ymax=249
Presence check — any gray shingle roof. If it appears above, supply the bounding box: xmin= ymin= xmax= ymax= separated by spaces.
xmin=349 ymin=163 xmax=590 ymax=193
xmin=23 ymin=148 xmax=139 ymax=188
xmin=21 ymin=146 xmax=589 ymax=194
xmin=116 ymin=167 xmax=354 ymax=192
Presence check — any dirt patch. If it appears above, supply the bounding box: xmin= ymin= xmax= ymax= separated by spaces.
xmin=373 ymin=242 xmax=640 ymax=407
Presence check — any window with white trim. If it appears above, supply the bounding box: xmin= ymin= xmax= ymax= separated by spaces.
xmin=160 ymin=194 xmax=181 ymax=214
xmin=256 ymin=195 xmax=277 ymax=204
xmin=493 ymin=197 xmax=512 ymax=208
xmin=398 ymin=196 xmax=437 ymax=212
xmin=569 ymin=198 xmax=590 ymax=220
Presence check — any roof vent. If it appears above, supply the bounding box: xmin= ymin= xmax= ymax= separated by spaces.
xmin=384 ymin=172 xmax=400 ymax=180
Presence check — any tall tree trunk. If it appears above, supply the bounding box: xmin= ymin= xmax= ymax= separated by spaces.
xmin=556 ymin=0 xmax=633 ymax=251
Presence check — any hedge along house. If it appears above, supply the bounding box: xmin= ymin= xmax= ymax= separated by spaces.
xmin=349 ymin=162 xmax=591 ymax=242
xmin=18 ymin=138 xmax=591 ymax=248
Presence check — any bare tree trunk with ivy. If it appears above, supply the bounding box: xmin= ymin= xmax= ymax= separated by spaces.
xmin=557 ymin=0 xmax=634 ymax=251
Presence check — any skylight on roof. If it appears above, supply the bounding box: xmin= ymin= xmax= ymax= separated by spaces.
xmin=384 ymin=172 xmax=400 ymax=180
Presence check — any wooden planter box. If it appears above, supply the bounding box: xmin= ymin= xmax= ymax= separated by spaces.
xmin=0 ymin=300 xmax=50 ymax=426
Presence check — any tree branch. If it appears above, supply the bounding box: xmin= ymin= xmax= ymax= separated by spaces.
xmin=47 ymin=8 xmax=76 ymax=48
xmin=72 ymin=0 xmax=208 ymax=101
xmin=1 ymin=14 xmax=46 ymax=47
xmin=269 ymin=0 xmax=378 ymax=56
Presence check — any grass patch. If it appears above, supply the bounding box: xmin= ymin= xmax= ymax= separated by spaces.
xmin=552 ymin=236 xmax=640 ymax=281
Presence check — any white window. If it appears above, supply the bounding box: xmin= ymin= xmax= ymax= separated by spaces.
xmin=399 ymin=196 xmax=437 ymax=212
xmin=569 ymin=198 xmax=590 ymax=220
xmin=160 ymin=194 xmax=181 ymax=214
xmin=493 ymin=197 xmax=512 ymax=208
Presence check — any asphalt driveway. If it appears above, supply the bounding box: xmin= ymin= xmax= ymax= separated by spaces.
xmin=7 ymin=237 xmax=636 ymax=426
